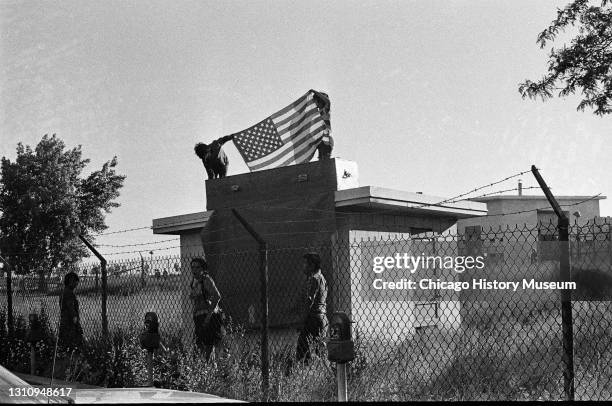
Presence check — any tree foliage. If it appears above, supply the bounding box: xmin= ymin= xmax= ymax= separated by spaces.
xmin=519 ymin=0 xmax=612 ymax=115
xmin=0 ymin=134 xmax=125 ymax=285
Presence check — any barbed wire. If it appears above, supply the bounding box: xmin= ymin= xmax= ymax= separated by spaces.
xmin=97 ymin=229 xmax=340 ymax=256
xmin=419 ymin=169 xmax=533 ymax=208
xmin=449 ymin=186 xmax=540 ymax=203
xmin=93 ymin=226 xmax=152 ymax=236
xmin=479 ymin=193 xmax=603 ymax=218
xmin=2 ymin=168 xmax=605 ymax=259
xmin=3 ymin=193 xmax=605 ymax=258
xmin=82 ymin=195 xmax=607 ymax=256
xmin=89 ymin=168 xmax=534 ymax=236
xmin=4 ymin=213 xmax=610 ymax=260
xmin=93 ymin=237 xmax=180 ymax=248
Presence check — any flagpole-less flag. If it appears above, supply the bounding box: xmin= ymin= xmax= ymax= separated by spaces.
xmin=231 ymin=90 xmax=331 ymax=172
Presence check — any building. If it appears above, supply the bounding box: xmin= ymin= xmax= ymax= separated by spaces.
xmin=457 ymin=181 xmax=605 ymax=232
xmin=153 ymin=158 xmax=487 ymax=342
xmin=456 ymin=189 xmax=606 ymax=261
xmin=152 ymin=211 xmax=211 ymax=257
xmin=454 ymin=187 xmax=609 ymax=309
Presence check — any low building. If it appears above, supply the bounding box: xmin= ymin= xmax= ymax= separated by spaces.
xmin=152 ymin=211 xmax=211 ymax=258
xmin=153 ymin=158 xmax=488 ymax=343
xmin=457 ymin=193 xmax=604 ymax=231
xmin=457 ymin=191 xmax=606 ymax=262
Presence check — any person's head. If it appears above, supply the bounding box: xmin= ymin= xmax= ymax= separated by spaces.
xmin=191 ymin=257 xmax=208 ymax=279
xmin=303 ymin=252 xmax=321 ymax=276
xmin=64 ymin=271 xmax=79 ymax=289
xmin=194 ymin=143 xmax=210 ymax=159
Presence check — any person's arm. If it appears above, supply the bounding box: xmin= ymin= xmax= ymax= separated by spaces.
xmin=202 ymin=275 xmax=221 ymax=325
xmin=217 ymin=135 xmax=234 ymax=146
xmin=304 ymin=276 xmax=320 ymax=321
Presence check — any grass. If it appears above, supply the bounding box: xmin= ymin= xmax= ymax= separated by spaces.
xmin=1 ymin=288 xmax=185 ymax=337
xmin=2 ymin=286 xmax=612 ymax=401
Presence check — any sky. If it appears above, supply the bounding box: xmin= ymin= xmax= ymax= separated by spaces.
xmin=1 ymin=0 xmax=611 ymax=260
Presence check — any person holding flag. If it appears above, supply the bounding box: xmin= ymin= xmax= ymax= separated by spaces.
xmin=229 ymin=89 xmax=333 ymax=172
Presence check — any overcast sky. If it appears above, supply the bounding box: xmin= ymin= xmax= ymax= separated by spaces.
xmin=1 ymin=0 xmax=611 ymax=260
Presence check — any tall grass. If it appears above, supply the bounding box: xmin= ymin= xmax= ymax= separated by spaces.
xmin=1 ymin=303 xmax=611 ymax=401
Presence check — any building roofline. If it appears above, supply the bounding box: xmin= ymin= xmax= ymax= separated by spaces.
xmin=152 ymin=211 xmax=212 ymax=235
xmin=335 ymin=186 xmax=488 ymax=219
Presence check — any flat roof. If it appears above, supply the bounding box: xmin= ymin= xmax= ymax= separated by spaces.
xmin=472 ymin=195 xmax=606 ymax=202
xmin=335 ymin=186 xmax=488 ymax=219
xmin=152 ymin=211 xmax=212 ymax=235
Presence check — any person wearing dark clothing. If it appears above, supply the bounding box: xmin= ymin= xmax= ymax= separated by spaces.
xmin=295 ymin=252 xmax=329 ymax=364
xmin=190 ymin=257 xmax=225 ymax=362
xmin=194 ymin=135 xmax=234 ymax=179
xmin=311 ymin=90 xmax=333 ymax=160
xmin=58 ymin=272 xmax=83 ymax=353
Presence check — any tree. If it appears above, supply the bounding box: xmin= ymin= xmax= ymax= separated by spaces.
xmin=519 ymin=0 xmax=612 ymax=115
xmin=0 ymin=134 xmax=125 ymax=291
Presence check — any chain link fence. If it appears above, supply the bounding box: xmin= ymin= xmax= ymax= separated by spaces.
xmin=1 ymin=219 xmax=612 ymax=401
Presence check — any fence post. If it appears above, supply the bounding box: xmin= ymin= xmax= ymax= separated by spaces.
xmin=79 ymin=235 xmax=109 ymax=339
xmin=231 ymin=209 xmax=269 ymax=401
xmin=259 ymin=243 xmax=270 ymax=401
xmin=140 ymin=253 xmax=146 ymax=288
xmin=558 ymin=216 xmax=574 ymax=400
xmin=101 ymin=261 xmax=108 ymax=338
xmin=531 ymin=165 xmax=574 ymax=401
xmin=0 ymin=255 xmax=14 ymax=337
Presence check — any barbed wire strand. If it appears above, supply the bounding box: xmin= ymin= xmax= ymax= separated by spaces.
xmin=92 ymin=168 xmax=535 ymax=236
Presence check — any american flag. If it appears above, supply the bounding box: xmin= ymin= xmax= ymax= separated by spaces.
xmin=231 ymin=90 xmax=329 ymax=172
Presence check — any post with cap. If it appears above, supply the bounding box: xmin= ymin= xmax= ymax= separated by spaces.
xmin=26 ymin=313 xmax=45 ymax=375
xmin=327 ymin=312 xmax=355 ymax=401
xmin=139 ymin=311 xmax=161 ymax=387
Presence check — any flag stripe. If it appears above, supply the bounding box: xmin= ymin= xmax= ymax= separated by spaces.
xmin=278 ymin=136 xmax=321 ymax=167
xmin=248 ymin=123 xmax=325 ymax=169
xmin=281 ymin=116 xmax=325 ymax=146
xmin=278 ymin=117 xmax=323 ymax=146
xmin=252 ymin=132 xmax=323 ymax=171
xmin=274 ymin=97 xmax=317 ymax=132
xmin=287 ymin=139 xmax=321 ymax=165
xmin=276 ymin=105 xmax=321 ymax=139
xmin=270 ymin=92 xmax=310 ymax=121
xmin=248 ymin=124 xmax=325 ymax=170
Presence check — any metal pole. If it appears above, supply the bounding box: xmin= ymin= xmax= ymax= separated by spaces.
xmin=260 ymin=243 xmax=270 ymax=401
xmin=337 ymin=363 xmax=347 ymax=401
xmin=231 ymin=209 xmax=269 ymax=401
xmin=140 ymin=253 xmax=146 ymax=288
xmin=30 ymin=343 xmax=36 ymax=375
xmin=7 ymin=270 xmax=13 ymax=337
xmin=558 ymin=216 xmax=574 ymax=401
xmin=1 ymin=255 xmax=14 ymax=337
xmin=79 ymin=235 xmax=109 ymax=339
xmin=146 ymin=350 xmax=154 ymax=386
xmin=531 ymin=165 xmax=574 ymax=401
xmin=101 ymin=261 xmax=108 ymax=338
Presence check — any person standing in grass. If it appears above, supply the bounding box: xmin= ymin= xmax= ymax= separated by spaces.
xmin=295 ymin=252 xmax=329 ymax=364
xmin=58 ymin=271 xmax=84 ymax=353
xmin=190 ymin=257 xmax=225 ymax=362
